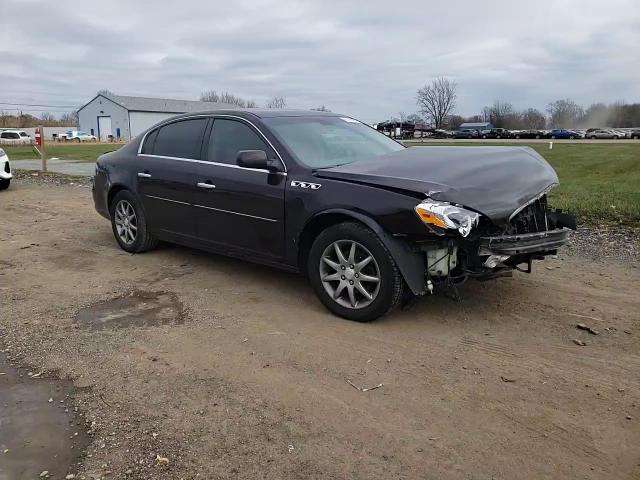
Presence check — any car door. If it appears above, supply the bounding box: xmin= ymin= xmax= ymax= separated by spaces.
xmin=136 ymin=117 xmax=209 ymax=239
xmin=193 ymin=117 xmax=286 ymax=259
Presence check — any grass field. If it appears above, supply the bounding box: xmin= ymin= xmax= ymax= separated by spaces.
xmin=4 ymin=142 xmax=639 ymax=226
xmin=406 ymin=142 xmax=640 ymax=226
xmin=2 ymin=143 xmax=121 ymax=161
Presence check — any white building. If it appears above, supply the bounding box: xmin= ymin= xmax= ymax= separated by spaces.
xmin=77 ymin=93 xmax=232 ymax=141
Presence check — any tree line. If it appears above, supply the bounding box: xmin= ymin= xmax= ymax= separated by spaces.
xmin=414 ymin=77 xmax=640 ymax=129
xmin=0 ymin=111 xmax=79 ymax=128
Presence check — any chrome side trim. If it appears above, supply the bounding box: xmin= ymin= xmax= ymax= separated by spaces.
xmin=136 ymin=114 xmax=287 ymax=172
xmin=145 ymin=195 xmax=190 ymax=206
xmin=193 ymin=204 xmax=278 ymax=222
xmin=508 ymin=184 xmax=558 ymax=221
xmin=137 ymin=153 xmax=286 ymax=176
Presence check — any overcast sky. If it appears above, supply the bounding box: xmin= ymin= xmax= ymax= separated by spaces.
xmin=1 ymin=0 xmax=638 ymax=123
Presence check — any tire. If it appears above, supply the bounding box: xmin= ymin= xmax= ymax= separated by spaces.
xmin=515 ymin=135 xmax=520 ymax=139
xmin=633 ymin=135 xmax=639 ymax=140
xmin=551 ymin=135 xmax=556 ymax=139
xmin=110 ymin=190 xmax=158 ymax=253
xmin=535 ymin=135 xmax=541 ymax=139
xmin=591 ymin=136 xmax=597 ymax=139
xmin=308 ymin=222 xmax=404 ymax=322
xmin=0 ymin=179 xmax=10 ymax=190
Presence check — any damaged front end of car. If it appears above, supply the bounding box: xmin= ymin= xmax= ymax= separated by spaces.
xmin=411 ymin=188 xmax=576 ymax=292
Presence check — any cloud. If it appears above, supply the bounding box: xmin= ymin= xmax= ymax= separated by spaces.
xmin=1 ymin=0 xmax=638 ymax=122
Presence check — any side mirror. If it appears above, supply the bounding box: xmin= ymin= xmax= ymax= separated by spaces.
xmin=236 ymin=150 xmax=277 ymax=171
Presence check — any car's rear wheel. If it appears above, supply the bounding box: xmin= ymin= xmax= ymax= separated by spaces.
xmin=535 ymin=135 xmax=541 ymax=139
xmin=0 ymin=179 xmax=10 ymax=190
xmin=110 ymin=190 xmax=157 ymax=253
xmin=308 ymin=222 xmax=404 ymax=322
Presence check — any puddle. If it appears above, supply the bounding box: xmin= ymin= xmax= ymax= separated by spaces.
xmin=0 ymin=354 xmax=89 ymax=480
xmin=76 ymin=290 xmax=184 ymax=330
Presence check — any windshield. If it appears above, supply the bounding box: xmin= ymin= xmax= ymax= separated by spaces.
xmin=262 ymin=116 xmax=404 ymax=168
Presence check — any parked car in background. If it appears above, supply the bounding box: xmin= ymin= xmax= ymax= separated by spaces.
xmin=613 ymin=129 xmax=629 ymax=139
xmin=61 ymin=130 xmax=97 ymax=142
xmin=629 ymin=129 xmax=640 ymax=139
xmin=549 ymin=129 xmax=580 ymax=139
xmin=453 ymin=130 xmax=478 ymax=139
xmin=587 ymin=129 xmax=620 ymax=139
xmin=480 ymin=128 xmax=511 ymax=139
xmin=429 ymin=129 xmax=451 ymax=139
xmin=0 ymin=129 xmax=31 ymax=145
xmin=514 ymin=129 xmax=545 ymax=139
xmin=0 ymin=147 xmax=12 ymax=190
xmin=93 ymin=109 xmax=575 ymax=321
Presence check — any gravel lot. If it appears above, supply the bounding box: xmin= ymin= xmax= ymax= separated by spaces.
xmin=1 ymin=175 xmax=639 ymax=480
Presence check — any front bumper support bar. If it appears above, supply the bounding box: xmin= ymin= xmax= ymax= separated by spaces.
xmin=478 ymin=228 xmax=572 ymax=256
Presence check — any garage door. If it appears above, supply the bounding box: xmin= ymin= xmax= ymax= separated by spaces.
xmin=98 ymin=116 xmax=112 ymax=141
xmin=129 ymin=111 xmax=182 ymax=139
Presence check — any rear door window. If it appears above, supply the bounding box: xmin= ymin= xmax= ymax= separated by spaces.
xmin=151 ymin=118 xmax=208 ymax=159
xmin=206 ymin=118 xmax=271 ymax=165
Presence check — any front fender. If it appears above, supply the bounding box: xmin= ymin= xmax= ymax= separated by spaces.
xmin=312 ymin=209 xmax=427 ymax=295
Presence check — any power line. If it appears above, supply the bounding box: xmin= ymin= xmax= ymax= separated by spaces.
xmin=0 ymin=102 xmax=80 ymax=108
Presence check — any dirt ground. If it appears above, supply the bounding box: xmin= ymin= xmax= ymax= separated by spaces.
xmin=1 ymin=179 xmax=639 ymax=480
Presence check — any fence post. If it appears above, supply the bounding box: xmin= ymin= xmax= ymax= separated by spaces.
xmin=40 ymin=125 xmax=47 ymax=172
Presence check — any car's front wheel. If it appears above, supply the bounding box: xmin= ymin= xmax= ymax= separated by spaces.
xmin=110 ymin=190 xmax=158 ymax=253
xmin=0 ymin=179 xmax=10 ymax=190
xmin=308 ymin=222 xmax=404 ymax=322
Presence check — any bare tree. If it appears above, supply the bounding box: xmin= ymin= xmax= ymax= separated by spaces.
xmin=218 ymin=92 xmax=246 ymax=107
xmin=311 ymin=105 xmax=331 ymax=112
xmin=200 ymin=90 xmax=220 ymax=102
xmin=60 ymin=110 xmax=79 ymax=126
xmin=266 ymin=96 xmax=286 ymax=109
xmin=97 ymin=89 xmax=115 ymax=97
xmin=40 ymin=112 xmax=57 ymax=123
xmin=446 ymin=115 xmax=465 ymax=129
xmin=416 ymin=77 xmax=457 ymax=128
xmin=520 ymin=108 xmax=546 ymax=129
xmin=546 ymin=99 xmax=584 ymax=128
xmin=246 ymin=100 xmax=258 ymax=108
xmin=486 ymin=100 xmax=515 ymax=128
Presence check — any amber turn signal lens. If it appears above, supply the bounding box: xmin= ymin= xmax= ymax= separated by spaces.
xmin=415 ymin=207 xmax=448 ymax=229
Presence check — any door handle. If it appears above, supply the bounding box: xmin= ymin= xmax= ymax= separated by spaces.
xmin=137 ymin=172 xmax=152 ymax=178
xmin=197 ymin=182 xmax=216 ymax=189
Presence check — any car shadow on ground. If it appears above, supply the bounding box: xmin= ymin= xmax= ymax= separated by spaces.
xmin=132 ymin=240 xmax=526 ymax=327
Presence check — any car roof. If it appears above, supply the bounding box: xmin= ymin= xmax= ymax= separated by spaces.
xmin=170 ymin=108 xmax=342 ymax=120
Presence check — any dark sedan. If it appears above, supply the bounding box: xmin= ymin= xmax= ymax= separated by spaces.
xmin=93 ymin=110 xmax=575 ymax=321
xmin=514 ymin=129 xmax=545 ymax=139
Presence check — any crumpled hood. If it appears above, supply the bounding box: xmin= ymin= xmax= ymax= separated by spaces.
xmin=315 ymin=146 xmax=558 ymax=225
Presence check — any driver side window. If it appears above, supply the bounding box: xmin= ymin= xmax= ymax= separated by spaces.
xmin=207 ymin=119 xmax=273 ymax=165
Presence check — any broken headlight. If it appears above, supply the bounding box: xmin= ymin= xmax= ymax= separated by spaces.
xmin=414 ymin=200 xmax=480 ymax=237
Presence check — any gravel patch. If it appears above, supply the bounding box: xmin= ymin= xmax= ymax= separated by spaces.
xmin=12 ymin=169 xmax=92 ymax=188
xmin=566 ymin=226 xmax=640 ymax=267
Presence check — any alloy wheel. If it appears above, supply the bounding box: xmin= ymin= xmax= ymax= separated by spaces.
xmin=320 ymin=240 xmax=381 ymax=309
xmin=114 ymin=200 xmax=137 ymax=245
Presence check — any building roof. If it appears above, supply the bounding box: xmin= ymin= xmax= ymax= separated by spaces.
xmin=78 ymin=93 xmax=235 ymax=113
xmin=460 ymin=122 xmax=492 ymax=128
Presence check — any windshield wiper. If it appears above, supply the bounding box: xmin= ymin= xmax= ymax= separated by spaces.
xmin=313 ymin=162 xmax=351 ymax=171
